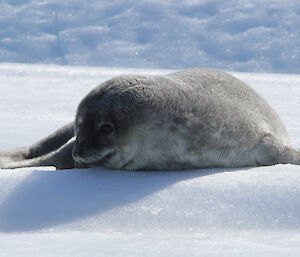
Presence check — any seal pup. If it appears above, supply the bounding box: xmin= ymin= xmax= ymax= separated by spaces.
xmin=0 ymin=68 xmax=299 ymax=170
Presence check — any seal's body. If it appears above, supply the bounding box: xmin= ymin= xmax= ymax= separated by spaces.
xmin=1 ymin=69 xmax=299 ymax=170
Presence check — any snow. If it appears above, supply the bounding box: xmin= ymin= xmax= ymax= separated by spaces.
xmin=1 ymin=0 xmax=300 ymax=254
xmin=0 ymin=63 xmax=300 ymax=256
xmin=0 ymin=0 xmax=300 ymax=73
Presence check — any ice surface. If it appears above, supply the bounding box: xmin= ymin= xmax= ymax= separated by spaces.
xmin=0 ymin=63 xmax=300 ymax=256
xmin=0 ymin=1 xmax=300 ymax=73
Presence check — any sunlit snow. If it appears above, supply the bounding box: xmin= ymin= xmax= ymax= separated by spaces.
xmin=0 ymin=1 xmax=300 ymax=73
xmin=0 ymin=63 xmax=300 ymax=256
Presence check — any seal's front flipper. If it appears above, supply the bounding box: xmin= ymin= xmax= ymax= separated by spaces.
xmin=27 ymin=122 xmax=75 ymax=159
xmin=0 ymin=147 xmax=30 ymax=162
xmin=0 ymin=137 xmax=76 ymax=170
xmin=0 ymin=122 xmax=74 ymax=163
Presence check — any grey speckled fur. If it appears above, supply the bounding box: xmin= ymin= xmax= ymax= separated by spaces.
xmin=1 ymin=68 xmax=299 ymax=170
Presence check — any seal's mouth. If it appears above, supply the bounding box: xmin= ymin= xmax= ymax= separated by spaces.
xmin=73 ymin=150 xmax=116 ymax=168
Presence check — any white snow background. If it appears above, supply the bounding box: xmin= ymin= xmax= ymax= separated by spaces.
xmin=0 ymin=0 xmax=300 ymax=73
xmin=0 ymin=63 xmax=300 ymax=256
xmin=1 ymin=0 xmax=300 ymax=256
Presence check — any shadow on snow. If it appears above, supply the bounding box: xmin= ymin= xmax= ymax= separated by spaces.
xmin=0 ymin=167 xmax=237 ymax=232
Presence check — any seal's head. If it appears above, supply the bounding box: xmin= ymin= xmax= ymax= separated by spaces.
xmin=72 ymin=110 xmax=117 ymax=168
xmin=72 ymin=75 xmax=193 ymax=170
xmin=72 ymin=77 xmax=147 ymax=169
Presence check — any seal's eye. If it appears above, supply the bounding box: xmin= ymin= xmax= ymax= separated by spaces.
xmin=100 ymin=124 xmax=114 ymax=134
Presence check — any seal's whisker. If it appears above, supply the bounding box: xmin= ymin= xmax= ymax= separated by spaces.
xmin=101 ymin=154 xmax=114 ymax=168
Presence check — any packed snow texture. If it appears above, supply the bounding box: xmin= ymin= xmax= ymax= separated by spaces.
xmin=0 ymin=63 xmax=300 ymax=256
xmin=1 ymin=0 xmax=300 ymax=73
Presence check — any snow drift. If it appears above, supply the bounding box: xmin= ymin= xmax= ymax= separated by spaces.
xmin=1 ymin=0 xmax=300 ymax=73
